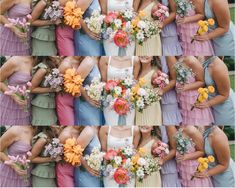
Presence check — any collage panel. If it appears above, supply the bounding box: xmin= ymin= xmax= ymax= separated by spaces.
xmin=0 ymin=125 xmax=235 ymax=187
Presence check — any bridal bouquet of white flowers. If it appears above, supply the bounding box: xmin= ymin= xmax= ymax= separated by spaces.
xmin=84 ymin=77 xmax=105 ymax=101
xmin=84 ymin=147 xmax=105 ymax=171
xmin=85 ymin=10 xmax=105 ymax=34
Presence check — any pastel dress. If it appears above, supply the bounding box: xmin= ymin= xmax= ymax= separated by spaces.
xmin=176 ymin=4 xmax=214 ymax=55
xmin=103 ymin=0 xmax=135 ymax=56
xmin=205 ymin=0 xmax=235 ymax=55
xmin=135 ymin=69 xmax=162 ymax=125
xmin=0 ymin=4 xmax=31 ymax=55
xmin=203 ymin=57 xmax=235 ymax=126
xmin=0 ymin=71 xmax=32 ymax=125
xmin=74 ymin=135 xmax=103 ymax=187
xmin=176 ymin=63 xmax=214 ymax=126
xmin=103 ymin=57 xmax=135 ymax=126
xmin=135 ymin=1 xmax=162 ymax=56
xmin=74 ymin=65 xmax=103 ymax=126
xmin=203 ymin=126 xmax=235 ymax=187
xmin=175 ymin=128 xmax=213 ymax=187
xmin=56 ymin=162 xmax=75 ymax=187
xmin=161 ymin=0 xmax=182 ymax=55
xmin=56 ymin=25 xmax=75 ymax=56
xmin=31 ymin=132 xmax=57 ymax=187
xmin=31 ymin=63 xmax=57 ymax=126
xmin=160 ymin=126 xmax=181 ymax=187
xmin=0 ymin=141 xmax=32 ymax=187
xmin=31 ymin=0 xmax=57 ymax=55
xmin=136 ymin=139 xmax=161 ymax=187
xmin=103 ymin=126 xmax=135 ymax=187
xmin=74 ymin=0 xmax=104 ymax=56
xmin=56 ymin=93 xmax=75 ymax=125
xmin=160 ymin=58 xmax=182 ymax=126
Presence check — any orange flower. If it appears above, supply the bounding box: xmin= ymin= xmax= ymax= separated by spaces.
xmin=208 ymin=155 xmax=215 ymax=163
xmin=207 ymin=18 xmax=215 ymax=26
xmin=208 ymin=86 xmax=215 ymax=93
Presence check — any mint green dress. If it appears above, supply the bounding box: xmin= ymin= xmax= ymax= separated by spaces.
xmin=31 ymin=0 xmax=57 ymax=55
xmin=31 ymin=132 xmax=57 ymax=187
xmin=31 ymin=62 xmax=57 ymax=126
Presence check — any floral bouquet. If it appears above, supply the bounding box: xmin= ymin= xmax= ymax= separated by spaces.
xmin=131 ymin=147 xmax=161 ymax=182
xmin=174 ymin=62 xmax=194 ymax=85
xmin=191 ymin=18 xmax=215 ymax=43
xmin=44 ymin=138 xmax=63 ymax=160
xmin=102 ymin=146 xmax=135 ymax=186
xmin=44 ymin=68 xmax=64 ymax=91
xmin=84 ymin=147 xmax=105 ymax=171
xmin=151 ymin=3 xmax=169 ymax=22
xmin=63 ymin=1 xmax=84 ymax=29
xmin=174 ymin=129 xmax=191 ymax=155
xmin=5 ymin=152 xmax=32 ymax=182
xmin=151 ymin=141 xmax=169 ymax=159
xmin=152 ymin=70 xmax=169 ymax=89
xmin=131 ymin=11 xmax=161 ymax=46
xmin=131 ymin=78 xmax=161 ymax=113
xmin=175 ymin=0 xmax=194 ymax=18
xmin=63 ymin=68 xmax=84 ymax=96
xmin=84 ymin=9 xmax=105 ymax=34
xmin=84 ymin=77 xmax=105 ymax=101
xmin=63 ymin=138 xmax=84 ymax=166
xmin=191 ymin=155 xmax=215 ymax=180
xmin=191 ymin=86 xmax=215 ymax=110
xmin=43 ymin=1 xmax=63 ymax=21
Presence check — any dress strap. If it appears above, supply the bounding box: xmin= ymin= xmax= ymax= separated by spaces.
xmin=108 ymin=56 xmax=112 ymax=66
xmin=203 ymin=56 xmax=216 ymax=69
xmin=108 ymin=126 xmax=112 ymax=135
xmin=131 ymin=126 xmax=134 ymax=138
xmin=203 ymin=126 xmax=216 ymax=139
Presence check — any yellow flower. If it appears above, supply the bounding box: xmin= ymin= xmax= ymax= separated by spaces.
xmin=202 ymin=92 xmax=208 ymax=99
xmin=198 ymin=88 xmax=204 ymax=94
xmin=198 ymin=95 xmax=205 ymax=103
xmin=203 ymin=88 xmax=209 ymax=93
xmin=202 ymin=162 xmax=208 ymax=169
xmin=198 ymin=20 xmax=205 ymax=27
xmin=131 ymin=155 xmax=140 ymax=165
xmin=198 ymin=157 xmax=204 ymax=163
xmin=198 ymin=28 xmax=205 ymax=35
xmin=208 ymin=155 xmax=215 ymax=163
xmin=138 ymin=77 xmax=146 ymax=87
xmin=207 ymin=18 xmax=215 ymax=26
xmin=202 ymin=25 xmax=209 ymax=33
xmin=138 ymin=147 xmax=146 ymax=156
xmin=197 ymin=164 xmax=204 ymax=172
xmin=208 ymin=86 xmax=215 ymax=93
xmin=138 ymin=10 xmax=146 ymax=18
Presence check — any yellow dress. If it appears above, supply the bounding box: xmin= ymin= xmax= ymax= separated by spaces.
xmin=136 ymin=139 xmax=162 ymax=187
xmin=135 ymin=1 xmax=162 ymax=56
xmin=135 ymin=70 xmax=162 ymax=125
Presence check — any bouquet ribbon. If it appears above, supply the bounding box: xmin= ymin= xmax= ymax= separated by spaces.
xmin=118 ymin=48 xmax=127 ymax=56
xmin=118 ymin=115 xmax=126 ymax=126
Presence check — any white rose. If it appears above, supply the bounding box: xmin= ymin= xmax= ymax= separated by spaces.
xmin=137 ymin=20 xmax=146 ymax=29
xmin=137 ymin=88 xmax=147 ymax=96
xmin=114 ymin=156 xmax=122 ymax=165
xmin=114 ymin=19 xmax=122 ymax=28
xmin=114 ymin=86 xmax=122 ymax=95
xmin=137 ymin=158 xmax=147 ymax=166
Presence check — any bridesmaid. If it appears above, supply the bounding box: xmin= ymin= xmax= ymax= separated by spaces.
xmin=176 ymin=0 xmax=214 ymax=55
xmin=31 ymin=57 xmax=61 ymax=126
xmin=0 ymin=0 xmax=32 ymax=55
xmin=159 ymin=126 xmax=181 ymax=187
xmin=160 ymin=0 xmax=182 ymax=56
xmin=0 ymin=126 xmax=35 ymax=187
xmin=176 ymin=56 xmax=214 ymax=126
xmin=0 ymin=56 xmax=36 ymax=125
xmin=31 ymin=0 xmax=61 ymax=55
xmin=56 ymin=126 xmax=81 ymax=187
xmin=74 ymin=126 xmax=103 ymax=187
xmin=56 ymin=56 xmax=81 ymax=126
xmin=56 ymin=0 xmax=75 ymax=56
xmin=194 ymin=0 xmax=235 ymax=55
xmin=74 ymin=57 xmax=103 ymax=126
xmin=157 ymin=56 xmax=182 ymax=127
xmin=175 ymin=126 xmax=213 ymax=187
xmin=195 ymin=56 xmax=235 ymax=126
xmin=194 ymin=126 xmax=235 ymax=187
xmin=30 ymin=126 xmax=62 ymax=187
xmin=136 ymin=126 xmax=161 ymax=187
xmin=135 ymin=56 xmax=162 ymax=125
xmin=135 ymin=0 xmax=162 ymax=56
xmin=74 ymin=0 xmax=104 ymax=56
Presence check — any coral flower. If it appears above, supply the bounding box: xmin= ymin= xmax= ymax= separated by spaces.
xmin=113 ymin=167 xmax=130 ymax=185
xmin=113 ymin=98 xmax=130 ymax=115
xmin=113 ymin=30 xmax=129 ymax=48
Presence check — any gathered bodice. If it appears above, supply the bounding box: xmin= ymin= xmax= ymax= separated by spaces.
xmin=8 ymin=140 xmax=32 ymax=157
xmin=83 ymin=135 xmax=101 ymax=155
xmin=141 ymin=2 xmax=156 ymax=21
xmin=7 ymin=3 xmax=31 ymax=19
xmin=8 ymin=71 xmax=32 ymax=86
xmin=83 ymin=65 xmax=100 ymax=86
xmin=139 ymin=139 xmax=155 ymax=156
xmin=107 ymin=126 xmax=134 ymax=149
xmin=83 ymin=0 xmax=101 ymax=18
xmin=107 ymin=0 xmax=133 ymax=12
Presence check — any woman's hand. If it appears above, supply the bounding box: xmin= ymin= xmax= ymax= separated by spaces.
xmin=176 ymin=84 xmax=189 ymax=93
xmin=83 ymin=161 xmax=100 ymax=177
xmin=193 ymin=171 xmax=209 ymax=178
xmin=11 ymin=94 xmax=27 ymax=107
xmin=82 ymin=23 xmax=101 ymax=40
xmin=193 ymin=34 xmax=210 ymax=42
xmin=176 ymin=154 xmax=188 ymax=163
xmin=53 ymin=156 xmax=62 ymax=162
xmin=194 ymin=102 xmax=210 ymax=109
xmin=86 ymin=96 xmax=101 ymax=108
xmin=53 ymin=18 xmax=62 ymax=26
xmin=8 ymin=25 xmax=27 ymax=39
xmin=157 ymin=88 xmax=164 ymax=96
xmin=176 ymin=17 xmax=188 ymax=25
xmin=10 ymin=163 xmax=27 ymax=176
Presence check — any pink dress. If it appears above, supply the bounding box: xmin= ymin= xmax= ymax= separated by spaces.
xmin=56 ymin=93 xmax=74 ymax=125
xmin=177 ymin=9 xmax=214 ymax=55
xmin=56 ymin=163 xmax=74 ymax=187
xmin=177 ymin=75 xmax=214 ymax=126
xmin=56 ymin=26 xmax=75 ymax=56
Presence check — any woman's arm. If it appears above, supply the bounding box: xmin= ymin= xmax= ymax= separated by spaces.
xmin=99 ymin=57 xmax=108 ymax=82
xmin=133 ymin=127 xmax=140 ymax=149
xmin=161 ymin=0 xmax=176 ymax=28
xmin=99 ymin=126 xmax=108 ymax=152
xmin=100 ymin=0 xmax=107 ymax=14
xmin=133 ymin=0 xmax=141 ymax=12
xmin=133 ymin=56 xmax=140 ymax=80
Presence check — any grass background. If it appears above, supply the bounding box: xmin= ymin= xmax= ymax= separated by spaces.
xmin=230 ymin=75 xmax=235 ymax=91
xmin=230 ymin=144 xmax=235 ymax=161
xmin=230 ymin=7 xmax=235 ymax=23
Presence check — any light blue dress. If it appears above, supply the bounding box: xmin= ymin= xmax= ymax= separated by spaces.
xmin=203 ymin=57 xmax=235 ymax=126
xmin=74 ymin=65 xmax=103 ymax=125
xmin=74 ymin=135 xmax=103 ymax=187
xmin=74 ymin=0 xmax=104 ymax=56
xmin=205 ymin=0 xmax=235 ymax=55
xmin=203 ymin=126 xmax=235 ymax=187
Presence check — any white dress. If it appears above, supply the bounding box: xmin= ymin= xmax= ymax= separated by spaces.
xmin=103 ymin=57 xmax=135 ymax=126
xmin=103 ymin=126 xmax=136 ymax=187
xmin=103 ymin=0 xmax=135 ymax=56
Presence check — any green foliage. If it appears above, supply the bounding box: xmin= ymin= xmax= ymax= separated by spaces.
xmin=224 ymin=56 xmax=235 ymax=71
xmin=224 ymin=126 xmax=235 ymax=141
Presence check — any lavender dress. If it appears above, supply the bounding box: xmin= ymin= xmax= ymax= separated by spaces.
xmin=0 ymin=141 xmax=32 ymax=187
xmin=0 ymin=4 xmax=31 ymax=55
xmin=160 ymin=126 xmax=181 ymax=187
xmin=161 ymin=0 xmax=182 ymax=55
xmin=160 ymin=58 xmax=182 ymax=126
xmin=0 ymin=72 xmax=32 ymax=125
